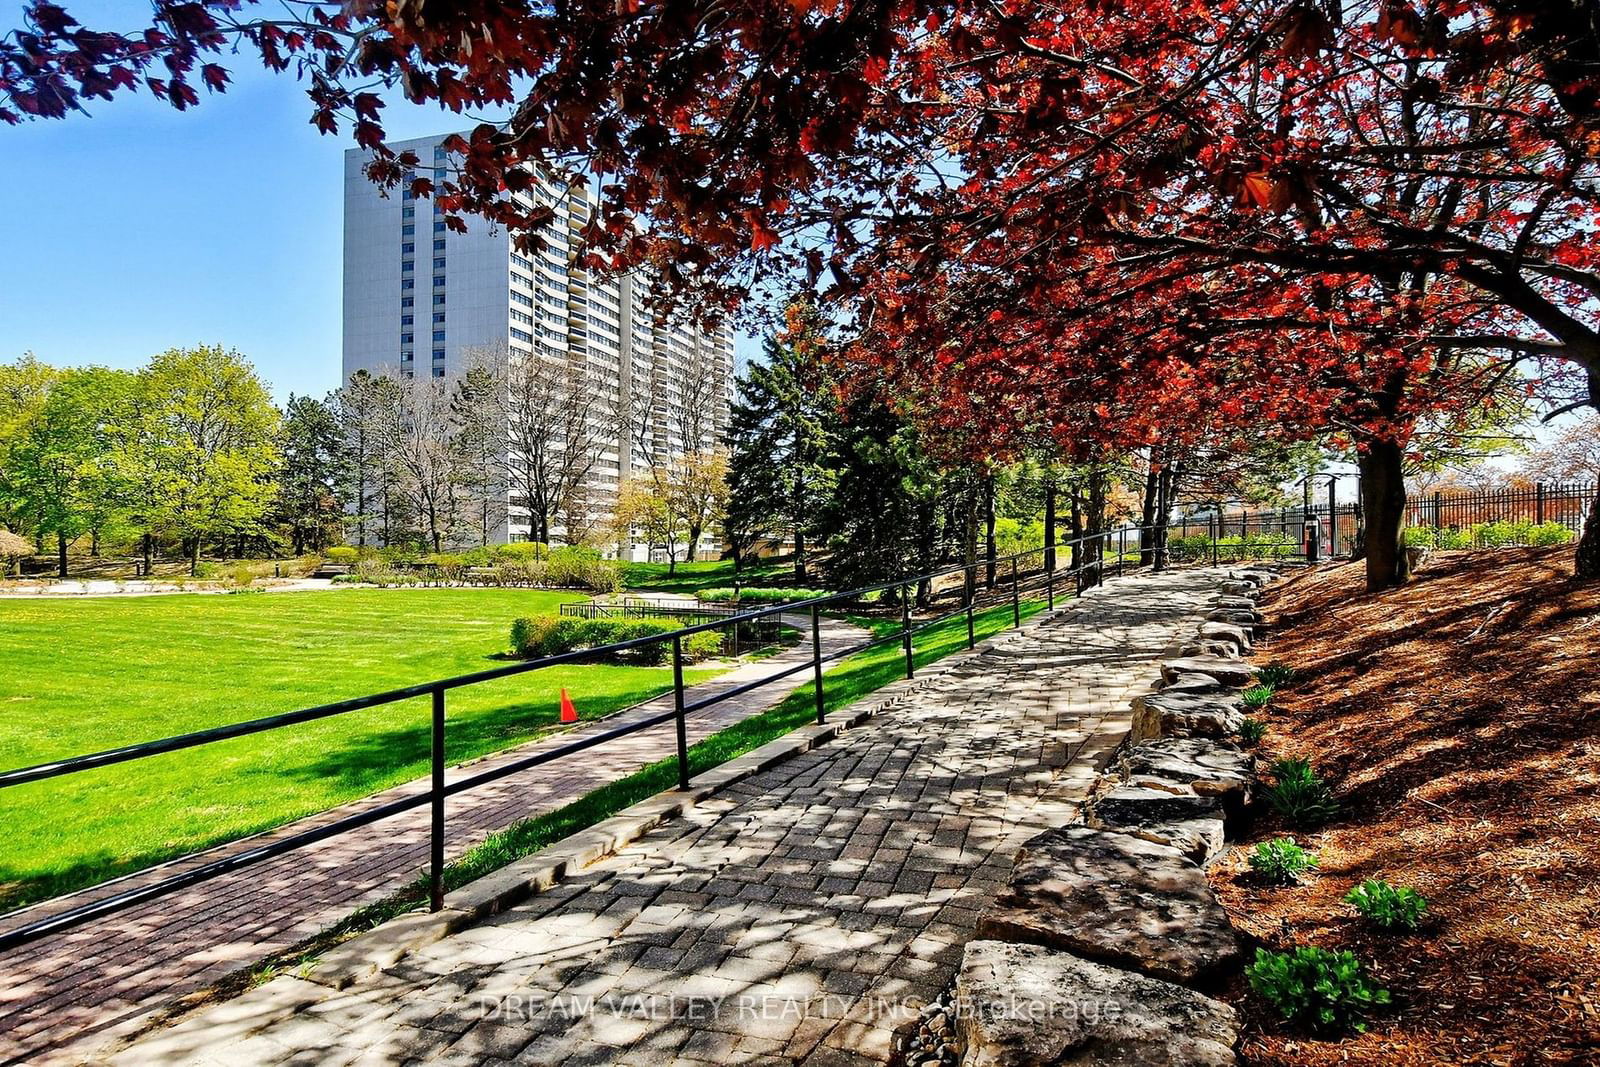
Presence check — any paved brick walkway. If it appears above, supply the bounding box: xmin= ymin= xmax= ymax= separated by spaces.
xmin=0 ymin=614 xmax=867 ymax=1066
xmin=107 ymin=568 xmax=1225 ymax=1067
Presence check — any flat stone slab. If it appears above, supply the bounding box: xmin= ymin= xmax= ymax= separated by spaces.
xmin=1121 ymin=737 xmax=1255 ymax=805
xmin=1087 ymin=784 xmax=1228 ymax=865
xmin=1205 ymin=606 xmax=1263 ymax=626
xmin=975 ymin=826 xmax=1239 ymax=986
xmin=1179 ymin=639 xmax=1239 ymax=659
xmin=957 ymin=940 xmax=1240 ymax=1067
xmin=1161 ymin=656 xmax=1255 ymax=688
xmin=1132 ymin=689 xmax=1244 ymax=740
xmin=1198 ymin=621 xmax=1252 ymax=652
xmin=1219 ymin=581 xmax=1258 ymax=598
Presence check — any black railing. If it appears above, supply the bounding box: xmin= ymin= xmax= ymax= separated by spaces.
xmin=0 ymin=525 xmax=1205 ymax=954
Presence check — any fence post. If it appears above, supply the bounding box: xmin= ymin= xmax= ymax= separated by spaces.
xmin=1046 ymin=557 xmax=1055 ymax=609
xmin=901 ymin=582 xmax=914 ymax=679
xmin=1536 ymin=482 xmax=1546 ymax=524
xmin=810 ymin=605 xmax=826 ymax=725
xmin=1118 ymin=528 xmax=1126 ymax=578
xmin=672 ymin=635 xmax=690 ymax=790
xmin=1011 ymin=557 xmax=1020 ymax=627
xmin=1211 ymin=515 xmax=1219 ymax=566
xmin=429 ymin=687 xmax=445 ymax=913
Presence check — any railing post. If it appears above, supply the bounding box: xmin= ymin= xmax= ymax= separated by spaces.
xmin=901 ymin=582 xmax=914 ymax=679
xmin=965 ymin=577 xmax=976 ymax=648
xmin=810 ymin=605 xmax=826 ymax=725
xmin=672 ymin=635 xmax=690 ymax=790
xmin=1118 ymin=528 xmax=1126 ymax=578
xmin=1046 ymin=559 xmax=1055 ymax=609
xmin=1536 ymin=482 xmax=1546 ymax=524
xmin=1010 ymin=557 xmax=1020 ymax=627
xmin=429 ymin=687 xmax=445 ymax=913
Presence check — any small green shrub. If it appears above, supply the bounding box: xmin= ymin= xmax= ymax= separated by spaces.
xmin=1238 ymin=717 xmax=1268 ymax=745
xmin=1345 ymin=879 xmax=1428 ymax=932
xmin=324 ymin=546 xmax=359 ymax=565
xmin=1434 ymin=526 xmax=1472 ymax=549
xmin=1249 ymin=838 xmax=1318 ymax=885
xmin=1266 ymin=757 xmax=1340 ymax=828
xmin=683 ymin=630 xmax=725 ymax=662
xmin=496 ymin=541 xmax=550 ymax=561
xmin=1402 ymin=526 xmax=1434 ymax=548
xmin=1256 ymin=661 xmax=1297 ymax=688
xmin=1528 ymin=521 xmax=1575 ymax=546
xmin=1242 ymin=683 xmax=1275 ymax=710
xmin=509 ymin=616 xmax=562 ymax=658
xmin=193 ymin=562 xmax=222 ymax=579
xmin=1246 ymin=946 xmax=1390 ymax=1033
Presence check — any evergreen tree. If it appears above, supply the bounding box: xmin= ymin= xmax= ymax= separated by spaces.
xmin=277 ymin=393 xmax=343 ymax=555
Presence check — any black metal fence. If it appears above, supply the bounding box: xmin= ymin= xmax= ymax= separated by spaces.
xmin=0 ymin=527 xmax=1194 ymax=955
xmin=558 ymin=598 xmax=786 ymax=653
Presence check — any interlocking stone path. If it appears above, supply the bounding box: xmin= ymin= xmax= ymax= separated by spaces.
xmin=0 ymin=614 xmax=866 ymax=1066
xmin=107 ymin=568 xmax=1226 ymax=1067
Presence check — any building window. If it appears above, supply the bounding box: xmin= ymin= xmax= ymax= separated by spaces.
xmin=402 ymin=205 xmax=414 ymax=219
xmin=401 ymin=350 xmax=414 ymax=362
xmin=402 ymin=224 xmax=414 ymax=236
xmin=432 ymin=330 xmax=445 ymax=343
xmin=433 ymin=294 xmax=446 ymax=305
xmin=433 ymin=222 xmax=446 ymax=233
xmin=401 ymin=315 xmax=413 ymax=326
xmin=402 ymin=187 xmax=414 ymax=200
xmin=433 ymin=239 xmax=446 ymax=251
xmin=401 ymin=279 xmax=414 ymax=290
xmin=402 ymin=260 xmax=414 ymax=272
xmin=401 ymin=297 xmax=414 ymax=308
xmin=432 ymin=312 xmax=446 ymax=323
xmin=432 ymin=348 xmax=446 ymax=361
xmin=402 ymin=243 xmax=414 ymax=254
xmin=433 ymin=257 xmax=446 ymax=270
xmin=402 ymin=333 xmax=414 ymax=344
xmin=433 ymin=275 xmax=445 ymax=287
xmin=432 ymin=367 xmax=445 ymax=378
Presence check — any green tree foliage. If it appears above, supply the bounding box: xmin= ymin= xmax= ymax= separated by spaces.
xmin=0 ymin=353 xmax=61 ymax=542
xmin=724 ymin=303 xmax=839 ymax=582
xmin=4 ymin=366 xmax=137 ymax=575
xmin=134 ymin=346 xmax=281 ymax=574
xmin=276 ymin=393 xmax=344 ymax=555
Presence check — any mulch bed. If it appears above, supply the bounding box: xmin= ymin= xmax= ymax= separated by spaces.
xmin=1210 ymin=547 xmax=1600 ymax=1066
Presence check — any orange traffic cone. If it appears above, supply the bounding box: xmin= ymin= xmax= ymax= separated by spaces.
xmin=559 ymin=688 xmax=579 ymax=724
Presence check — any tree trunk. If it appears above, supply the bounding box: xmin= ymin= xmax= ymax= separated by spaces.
xmin=793 ymin=454 xmax=808 ymax=583
xmin=1152 ymin=464 xmax=1174 ymax=571
xmin=142 ymin=533 xmax=153 ymax=576
xmin=57 ymin=531 xmax=68 ymax=578
xmin=189 ymin=535 xmax=201 ymax=577
xmin=1577 ymin=484 xmax=1600 ymax=579
xmin=1044 ymin=480 xmax=1057 ymax=573
xmin=90 ymin=529 xmax=100 ymax=557
xmin=1358 ymin=439 xmax=1411 ymax=591
xmin=984 ymin=474 xmax=997 ymax=589
xmin=1140 ymin=462 xmax=1160 ymax=566
xmin=687 ymin=524 xmax=703 ymax=563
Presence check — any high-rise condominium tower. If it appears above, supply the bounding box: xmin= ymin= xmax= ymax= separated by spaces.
xmin=342 ymin=133 xmax=735 ymax=553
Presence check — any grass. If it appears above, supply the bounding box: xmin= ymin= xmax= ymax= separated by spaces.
xmin=622 ymin=555 xmax=795 ymax=595
xmin=0 ymin=588 xmax=719 ymax=911
xmin=252 ymin=598 xmax=1047 ymax=979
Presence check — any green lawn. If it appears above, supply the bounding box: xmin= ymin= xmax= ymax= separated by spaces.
xmin=0 ymin=588 xmax=716 ymax=911
xmin=622 ymin=555 xmax=796 ymax=595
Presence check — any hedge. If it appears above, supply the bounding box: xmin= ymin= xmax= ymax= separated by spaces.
xmin=694 ymin=586 xmax=832 ymax=605
xmin=509 ymin=616 xmax=723 ymax=665
xmin=1405 ymin=520 xmax=1573 ymax=550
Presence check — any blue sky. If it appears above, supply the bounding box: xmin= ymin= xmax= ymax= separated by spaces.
xmin=0 ymin=7 xmax=758 ymax=403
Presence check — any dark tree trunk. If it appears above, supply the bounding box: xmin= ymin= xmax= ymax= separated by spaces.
xmin=1577 ymin=485 xmax=1600 ymax=579
xmin=1044 ymin=480 xmax=1057 ymax=573
xmin=1140 ymin=461 xmax=1160 ymax=566
xmin=57 ymin=532 xmax=68 ymax=578
xmin=963 ymin=479 xmax=978 ymax=604
xmin=1358 ymin=439 xmax=1411 ymax=591
xmin=189 ymin=536 xmax=201 ymax=577
xmin=90 ymin=529 xmax=100 ymax=557
xmin=984 ymin=473 xmax=997 ymax=589
xmin=1152 ymin=463 xmax=1174 ymax=571
xmin=1085 ymin=467 xmax=1108 ymax=583
xmin=1069 ymin=485 xmax=1083 ymax=572
xmin=142 ymin=533 xmax=153 ymax=576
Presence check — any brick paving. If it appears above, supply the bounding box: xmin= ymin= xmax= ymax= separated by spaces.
xmin=0 ymin=614 xmax=867 ymax=1066
xmin=105 ymin=568 xmax=1226 ymax=1067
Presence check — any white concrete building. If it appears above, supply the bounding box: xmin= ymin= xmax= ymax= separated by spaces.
xmin=342 ymin=133 xmax=734 ymax=554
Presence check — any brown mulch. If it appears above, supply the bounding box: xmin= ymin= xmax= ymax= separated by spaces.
xmin=1211 ymin=547 xmax=1600 ymax=1067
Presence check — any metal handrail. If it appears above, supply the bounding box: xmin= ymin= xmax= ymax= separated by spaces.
xmin=0 ymin=524 xmax=1202 ymax=953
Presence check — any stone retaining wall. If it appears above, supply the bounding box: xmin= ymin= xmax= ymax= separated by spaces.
xmin=949 ymin=566 xmax=1280 ymax=1066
